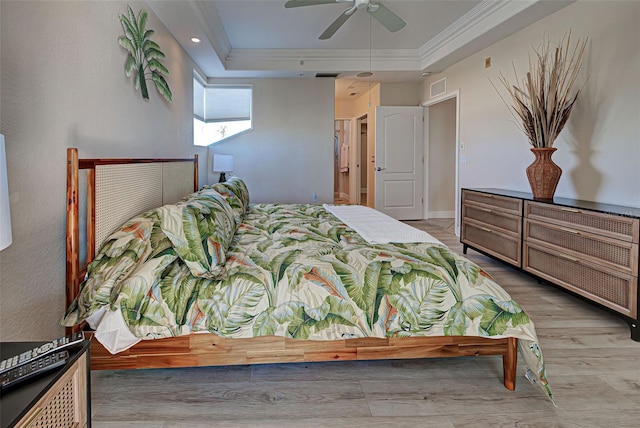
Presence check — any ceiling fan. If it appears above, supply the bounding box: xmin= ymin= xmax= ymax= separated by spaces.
xmin=285 ymin=0 xmax=407 ymax=40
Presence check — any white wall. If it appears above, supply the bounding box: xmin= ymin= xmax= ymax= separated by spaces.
xmin=0 ymin=1 xmax=207 ymax=341
xmin=207 ymin=78 xmax=335 ymax=204
xmin=421 ymin=0 xmax=640 ymax=208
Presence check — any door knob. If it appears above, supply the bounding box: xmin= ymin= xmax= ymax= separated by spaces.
xmin=376 ymin=167 xmax=385 ymax=171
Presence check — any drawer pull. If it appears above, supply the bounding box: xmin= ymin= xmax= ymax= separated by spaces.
xmin=560 ymin=207 xmax=581 ymax=213
xmin=479 ymin=226 xmax=493 ymax=233
xmin=558 ymin=253 xmax=579 ymax=263
xmin=559 ymin=227 xmax=580 ymax=235
xmin=478 ymin=207 xmax=493 ymax=213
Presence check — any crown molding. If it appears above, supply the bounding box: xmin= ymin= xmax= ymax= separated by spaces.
xmin=191 ymin=1 xmax=232 ymax=64
xmin=225 ymin=48 xmax=420 ymax=72
xmin=417 ymin=0 xmax=538 ymax=70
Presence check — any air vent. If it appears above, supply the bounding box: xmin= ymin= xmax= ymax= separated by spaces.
xmin=315 ymin=73 xmax=339 ymax=78
xmin=430 ymin=77 xmax=446 ymax=98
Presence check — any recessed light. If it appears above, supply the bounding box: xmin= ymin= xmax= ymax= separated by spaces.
xmin=191 ymin=37 xmax=201 ymax=43
xmin=356 ymin=72 xmax=373 ymax=78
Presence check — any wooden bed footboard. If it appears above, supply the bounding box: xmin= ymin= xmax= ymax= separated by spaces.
xmin=86 ymin=333 xmax=517 ymax=391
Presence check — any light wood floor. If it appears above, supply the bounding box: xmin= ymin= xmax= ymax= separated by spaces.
xmin=91 ymin=220 xmax=640 ymax=427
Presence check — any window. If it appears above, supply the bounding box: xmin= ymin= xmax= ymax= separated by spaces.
xmin=193 ymin=77 xmax=252 ymax=146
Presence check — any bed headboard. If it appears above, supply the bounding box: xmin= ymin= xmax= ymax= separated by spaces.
xmin=65 ymin=148 xmax=198 ymax=330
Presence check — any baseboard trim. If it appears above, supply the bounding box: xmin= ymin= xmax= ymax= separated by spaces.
xmin=428 ymin=211 xmax=455 ymax=219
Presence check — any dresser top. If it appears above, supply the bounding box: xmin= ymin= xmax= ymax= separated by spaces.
xmin=464 ymin=188 xmax=640 ymax=219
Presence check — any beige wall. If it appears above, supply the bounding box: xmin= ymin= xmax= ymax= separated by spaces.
xmin=0 ymin=1 xmax=207 ymax=340
xmin=380 ymin=82 xmax=420 ymax=106
xmin=335 ymin=98 xmax=354 ymax=119
xmin=427 ymin=98 xmax=456 ymax=215
xmin=420 ymin=0 xmax=640 ymax=208
xmin=207 ymin=78 xmax=335 ymax=204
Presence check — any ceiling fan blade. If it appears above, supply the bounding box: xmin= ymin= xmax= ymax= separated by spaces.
xmin=319 ymin=10 xmax=354 ymax=39
xmin=284 ymin=0 xmax=341 ymax=8
xmin=369 ymin=2 xmax=406 ymax=33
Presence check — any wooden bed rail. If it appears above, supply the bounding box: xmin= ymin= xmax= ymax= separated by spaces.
xmin=84 ymin=332 xmax=518 ymax=391
xmin=65 ymin=148 xmax=198 ymax=334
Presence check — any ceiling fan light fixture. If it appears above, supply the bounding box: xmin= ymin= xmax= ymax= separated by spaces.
xmin=286 ymin=0 xmax=406 ymax=40
xmin=357 ymin=71 xmax=373 ymax=78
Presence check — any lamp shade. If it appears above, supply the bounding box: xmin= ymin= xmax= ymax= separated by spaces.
xmin=213 ymin=154 xmax=234 ymax=172
xmin=0 ymin=134 xmax=12 ymax=250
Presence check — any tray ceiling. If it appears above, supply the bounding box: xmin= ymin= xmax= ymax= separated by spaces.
xmin=149 ymin=0 xmax=573 ymax=99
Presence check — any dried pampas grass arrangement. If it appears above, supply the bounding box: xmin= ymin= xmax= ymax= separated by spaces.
xmin=493 ymin=32 xmax=588 ymax=148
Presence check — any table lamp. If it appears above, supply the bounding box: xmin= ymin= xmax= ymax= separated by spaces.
xmin=213 ymin=154 xmax=234 ymax=183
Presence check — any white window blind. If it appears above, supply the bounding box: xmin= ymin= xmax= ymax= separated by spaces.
xmin=194 ymin=83 xmax=252 ymax=123
xmin=193 ymin=77 xmax=253 ymax=146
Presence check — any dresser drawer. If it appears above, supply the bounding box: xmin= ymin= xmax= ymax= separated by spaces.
xmin=525 ymin=201 xmax=640 ymax=243
xmin=524 ymin=218 xmax=639 ymax=276
xmin=462 ymin=203 xmax=521 ymax=235
xmin=16 ymin=353 xmax=88 ymax=428
xmin=524 ymin=242 xmax=637 ymax=319
xmin=462 ymin=190 xmax=522 ymax=215
xmin=462 ymin=219 xmax=521 ymax=266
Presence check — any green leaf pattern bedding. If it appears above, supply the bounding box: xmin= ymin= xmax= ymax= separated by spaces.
xmin=63 ymin=187 xmax=551 ymax=399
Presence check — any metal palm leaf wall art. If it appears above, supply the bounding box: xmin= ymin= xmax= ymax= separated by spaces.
xmin=118 ymin=5 xmax=172 ymax=102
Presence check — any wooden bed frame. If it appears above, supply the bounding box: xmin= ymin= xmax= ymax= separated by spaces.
xmin=65 ymin=148 xmax=517 ymax=391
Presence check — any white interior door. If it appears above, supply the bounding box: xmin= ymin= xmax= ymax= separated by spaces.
xmin=374 ymin=106 xmax=424 ymax=220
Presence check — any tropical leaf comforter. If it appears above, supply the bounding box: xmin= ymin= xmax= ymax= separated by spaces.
xmin=64 ymin=187 xmax=551 ymax=399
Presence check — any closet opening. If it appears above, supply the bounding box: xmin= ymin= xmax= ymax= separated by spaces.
xmin=334 ymin=115 xmax=368 ymax=206
xmin=334 ymin=119 xmax=350 ymax=204
xmin=357 ymin=115 xmax=368 ymax=206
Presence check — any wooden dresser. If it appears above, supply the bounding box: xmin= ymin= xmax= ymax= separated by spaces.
xmin=0 ymin=340 xmax=90 ymax=428
xmin=461 ymin=188 xmax=640 ymax=341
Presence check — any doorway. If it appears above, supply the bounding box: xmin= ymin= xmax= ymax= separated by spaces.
xmin=424 ymin=92 xmax=460 ymax=234
xmin=357 ymin=116 xmax=368 ymax=206
xmin=334 ymin=119 xmax=351 ymax=204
